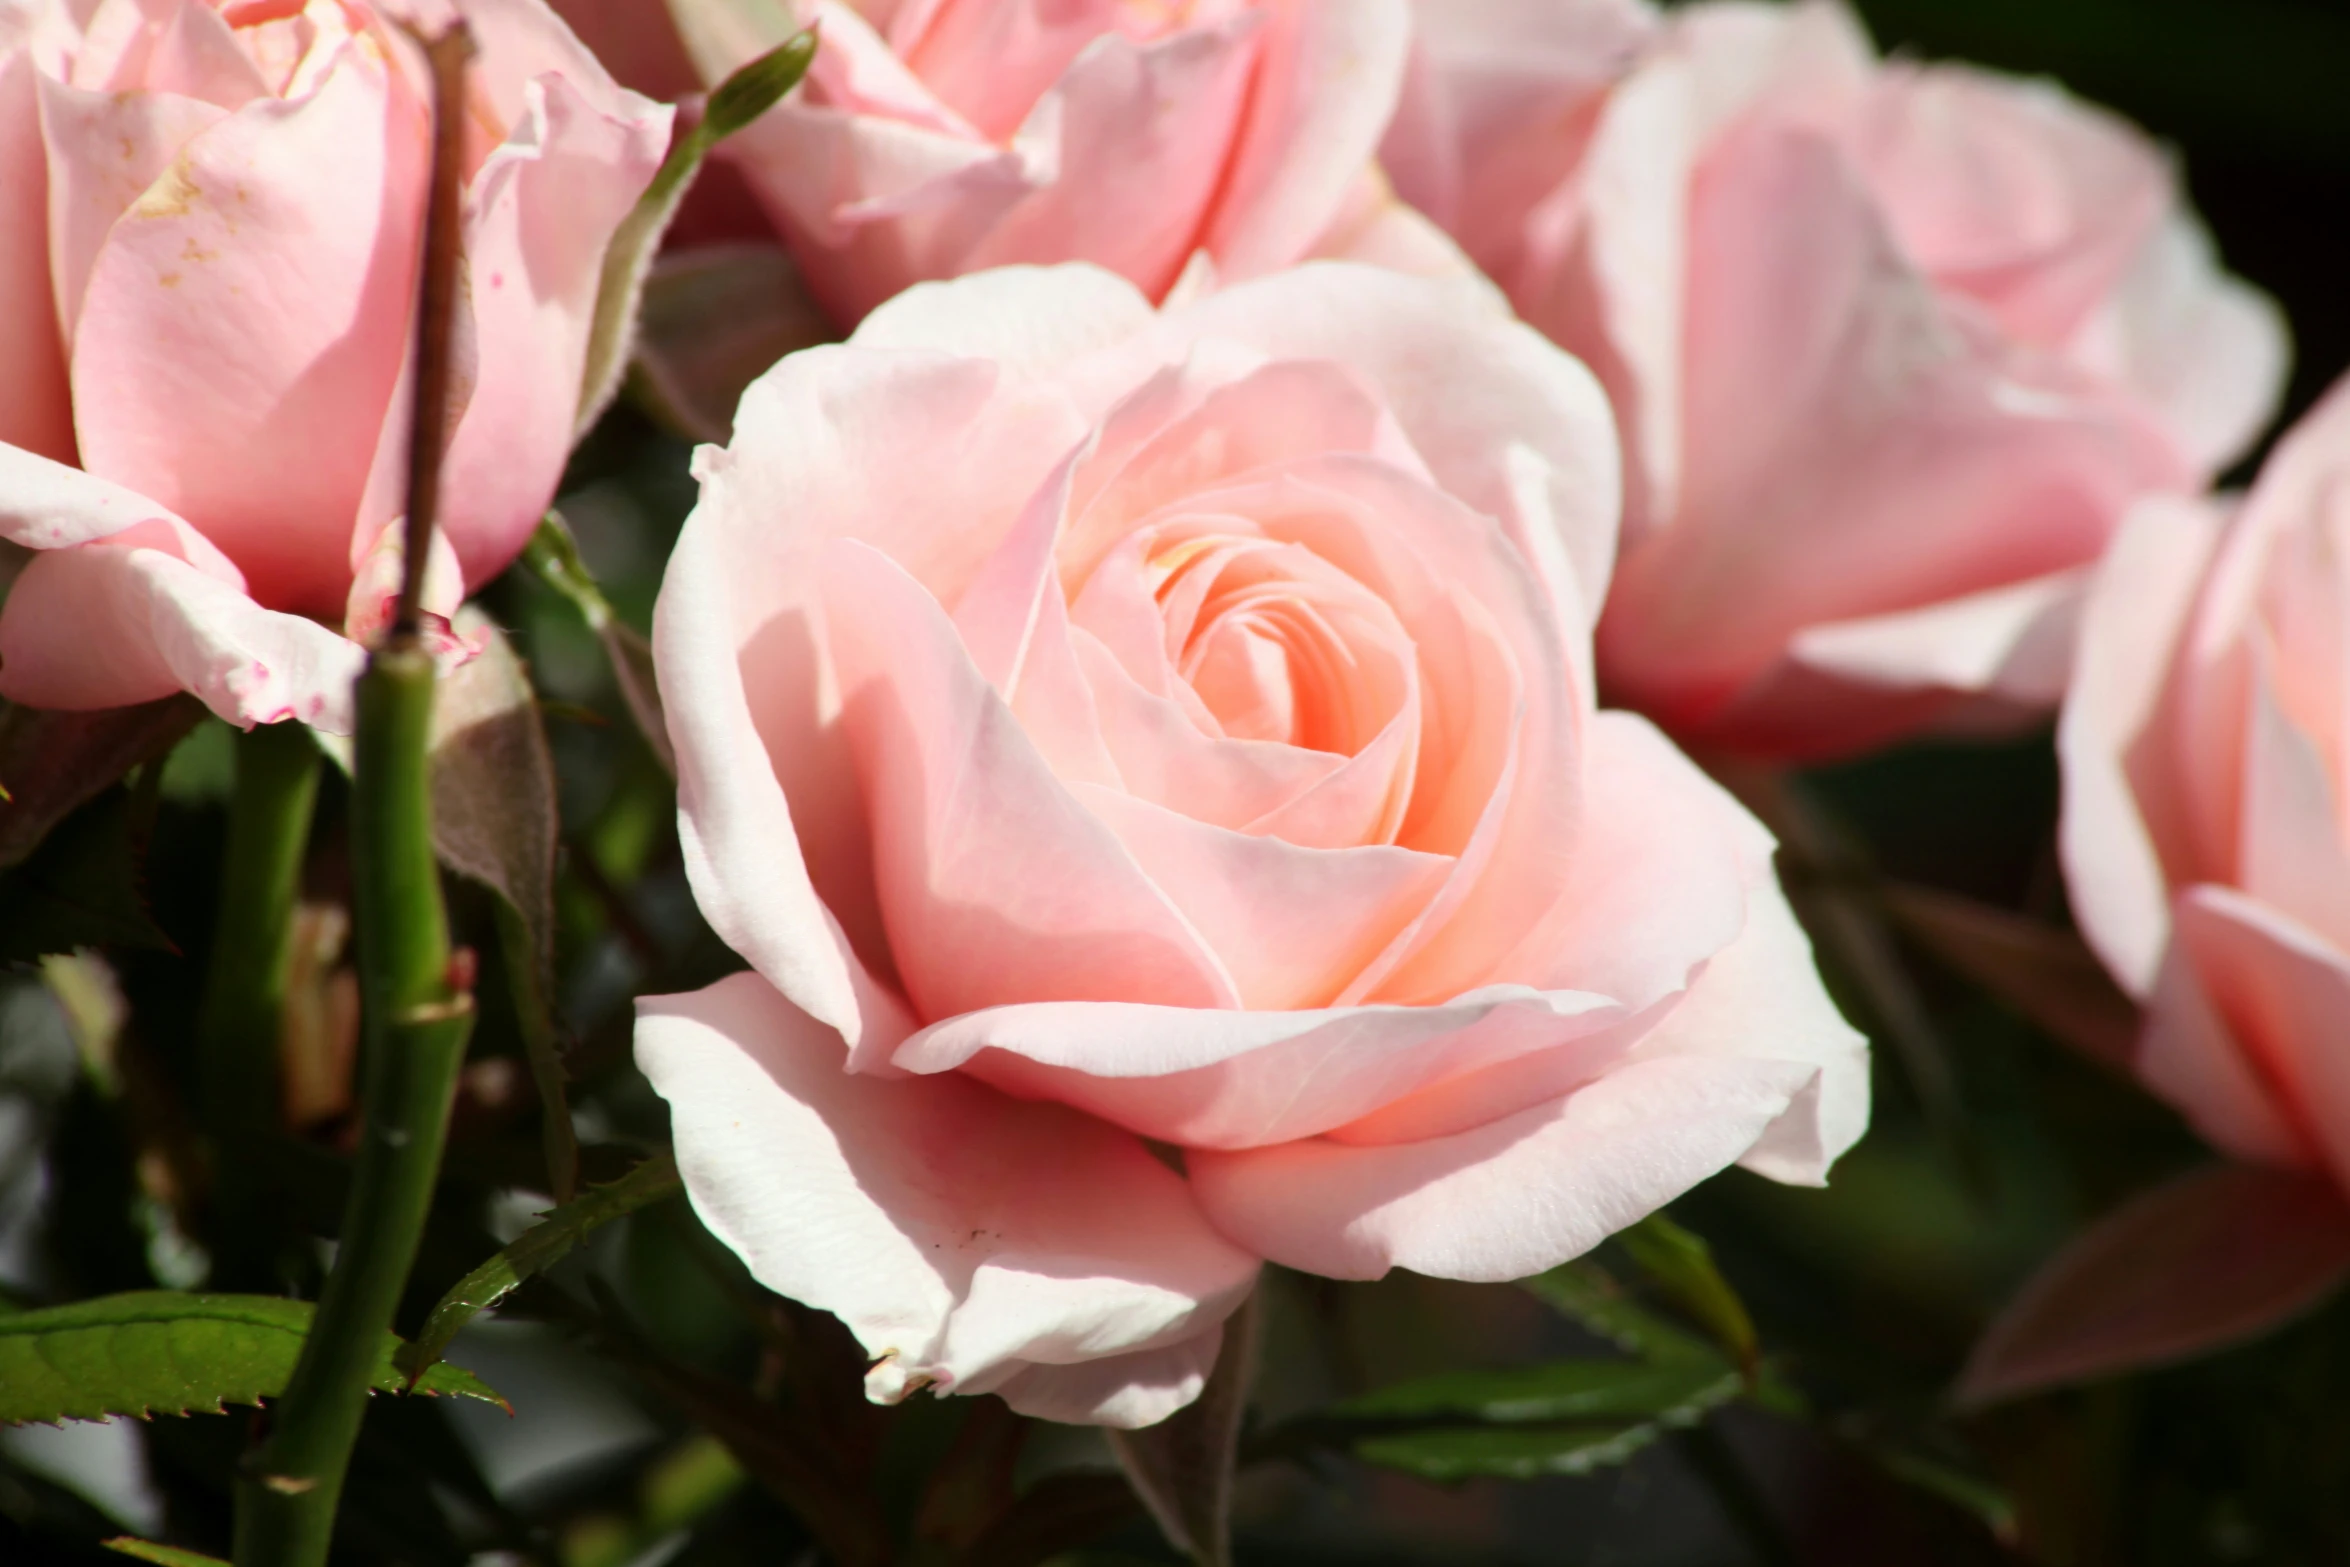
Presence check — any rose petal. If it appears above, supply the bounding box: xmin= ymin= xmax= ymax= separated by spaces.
xmin=1187 ymin=1052 xmax=1826 ymax=1281
xmin=67 ymin=41 xmax=423 ymax=614
xmin=2058 ymin=493 xmax=2224 ymax=995
xmin=2137 ymin=894 xmax=2311 ymax=1171
xmin=0 ymin=47 xmax=74 ymax=461
xmin=436 ymin=69 xmax=670 ymax=587
xmin=961 ymin=19 xmax=1264 ymax=299
xmin=635 ymin=972 xmax=1258 ymax=1424
xmin=1146 ymin=264 xmax=1623 ymax=633
xmin=2166 ymin=887 xmax=2350 ymax=1191
xmin=2067 ymin=210 xmax=2288 ymax=477
xmin=896 ymin=984 xmax=1632 ymax=1150
xmin=657 ymin=342 xmax=1089 ymax=1047
xmin=824 ymin=537 xmax=1241 ymax=1017
xmin=1201 ymin=0 xmax=1408 ymax=281
xmin=0 ymin=520 xmax=361 ymax=731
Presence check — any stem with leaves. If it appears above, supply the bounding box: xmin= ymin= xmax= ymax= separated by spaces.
xmin=231 ymin=25 xmax=477 ymax=1567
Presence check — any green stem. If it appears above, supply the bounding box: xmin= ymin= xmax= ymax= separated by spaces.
xmin=198 ymin=722 xmax=321 ymax=1146
xmin=232 ymin=648 xmax=475 ymax=1567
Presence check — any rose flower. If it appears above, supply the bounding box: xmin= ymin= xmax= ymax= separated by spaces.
xmin=659 ymin=0 xmax=1467 ymax=325
xmin=634 ymin=262 xmax=1869 ymax=1428
xmin=1383 ymin=0 xmax=2286 ymax=758
xmin=0 ymin=0 xmax=669 ymax=731
xmin=2064 ymin=377 xmax=2350 ymax=1190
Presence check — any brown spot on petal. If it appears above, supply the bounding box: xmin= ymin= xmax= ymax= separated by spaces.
xmin=131 ymin=163 xmax=202 ymax=221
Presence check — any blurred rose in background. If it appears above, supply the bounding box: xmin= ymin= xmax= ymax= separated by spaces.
xmin=646 ymin=0 xmax=1470 ymax=324
xmin=2063 ymin=375 xmax=2350 ymax=1189
xmin=1386 ymin=0 xmax=2287 ymax=759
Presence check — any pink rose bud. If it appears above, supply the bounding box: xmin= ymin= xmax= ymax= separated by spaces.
xmin=0 ymin=0 xmax=671 ymax=732
xmin=1386 ymin=0 xmax=2288 ymax=758
xmin=2063 ymin=375 xmax=2350 ymax=1192
xmin=663 ymin=0 xmax=1433 ymax=324
xmin=634 ymin=261 xmax=1869 ymax=1427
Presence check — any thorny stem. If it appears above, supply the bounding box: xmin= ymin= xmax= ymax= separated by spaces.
xmin=231 ymin=25 xmax=478 ymax=1567
xmin=196 ymin=719 xmax=321 ymax=1282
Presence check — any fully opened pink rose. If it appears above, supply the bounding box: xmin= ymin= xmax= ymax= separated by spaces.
xmin=665 ymin=0 xmax=1459 ymax=325
xmin=634 ymin=262 xmax=1869 ymax=1427
xmin=0 ymin=0 xmax=669 ymax=732
xmin=2063 ymin=377 xmax=2350 ymax=1192
xmin=1384 ymin=0 xmax=2287 ymax=758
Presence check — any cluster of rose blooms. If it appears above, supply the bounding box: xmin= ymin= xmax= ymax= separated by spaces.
xmin=0 ymin=0 xmax=2339 ymax=1430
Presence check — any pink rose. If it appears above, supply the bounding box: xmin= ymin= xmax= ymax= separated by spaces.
xmin=2062 ymin=378 xmax=2350 ymax=1190
xmin=666 ymin=0 xmax=1440 ymax=324
xmin=1385 ymin=0 xmax=2287 ymax=758
xmin=0 ymin=0 xmax=669 ymax=732
xmin=634 ymin=262 xmax=1869 ymax=1426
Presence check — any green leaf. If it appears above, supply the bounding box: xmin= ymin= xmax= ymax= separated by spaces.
xmin=1333 ymin=1357 xmax=1740 ymax=1427
xmin=1354 ymin=1422 xmax=1671 ymax=1483
xmin=0 ymin=1292 xmax=501 ymax=1426
xmin=1518 ymin=1260 xmax=1722 ymax=1366
xmin=397 ymin=1155 xmax=682 ymax=1382
xmin=103 ymin=1540 xmax=231 ymax=1567
xmin=575 ymin=29 xmax=818 ymax=437
xmin=521 ymin=513 xmax=674 ymax=774
xmin=1614 ymin=1212 xmax=1760 ymax=1374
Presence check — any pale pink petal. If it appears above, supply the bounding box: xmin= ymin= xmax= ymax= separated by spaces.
xmin=981 ymin=1329 xmax=1225 ymax=1429
xmin=895 ymin=984 xmax=1633 ymax=1149
xmin=2058 ymin=495 xmax=2227 ymax=995
xmin=2168 ymin=887 xmax=2350 ymax=1192
xmin=1302 ymin=172 xmax=1492 ymax=290
xmin=0 ymin=440 xmax=175 ymax=549
xmin=0 ymin=47 xmax=73 ymax=462
xmin=1202 ymin=0 xmax=1408 ymax=280
xmin=1075 ymin=785 xmax=1451 ymax=1011
xmin=1787 ymin=567 xmax=2087 ymax=707
xmin=1330 ymin=797 xmax=1865 ymax=1169
xmin=2237 ymin=655 xmax=2350 ymax=956
xmin=437 ymin=69 xmax=670 ymax=586
xmin=2066 ymin=211 xmax=2288 ymax=476
xmin=1380 ymin=0 xmax=1656 ymax=269
xmin=1153 ymin=264 xmax=1623 ymax=631
xmin=139 ymin=0 xmax=269 ymax=110
xmin=634 ymin=972 xmax=1259 ymax=1423
xmin=0 ymin=521 xmax=362 ymax=731
xmin=851 ymin=263 xmax=1158 ymax=388
xmin=35 ymin=69 xmax=226 ymax=346
xmin=67 ymin=44 xmax=424 ymax=615
xmin=656 ymin=344 xmax=1088 ymax=1047
xmin=1507 ymin=50 xmax=1692 ymax=543
xmin=1849 ymin=66 xmax=2169 ymax=348
xmin=823 ymin=537 xmax=1240 ymax=1017
xmin=961 ymin=20 xmax=1263 ymax=299
xmin=459 ymin=0 xmax=661 ymax=133
xmin=1599 ymin=114 xmax=2185 ymax=750
xmin=1187 ymin=1053 xmax=1826 ymax=1281
xmin=1621 ymin=863 xmax=1871 ymax=1184
xmin=2138 ymin=894 xmax=2311 ymax=1171
xmin=1511 ymin=711 xmax=1747 ymax=1007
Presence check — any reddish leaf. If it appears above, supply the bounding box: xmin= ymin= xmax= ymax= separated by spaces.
xmin=1882 ymin=883 xmax=2140 ymax=1074
xmin=0 ymin=697 xmax=203 ymax=869
xmin=1957 ymin=1162 xmax=2350 ymax=1409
